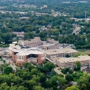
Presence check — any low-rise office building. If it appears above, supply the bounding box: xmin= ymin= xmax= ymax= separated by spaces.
xmin=18 ymin=37 xmax=60 ymax=50
xmin=41 ymin=43 xmax=59 ymax=50
xmin=55 ymin=55 xmax=90 ymax=68
xmin=41 ymin=38 xmax=59 ymax=50
xmin=18 ymin=37 xmax=43 ymax=47
xmin=45 ymin=47 xmax=78 ymax=60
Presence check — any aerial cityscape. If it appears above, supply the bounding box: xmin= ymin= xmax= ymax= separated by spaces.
xmin=0 ymin=0 xmax=90 ymax=90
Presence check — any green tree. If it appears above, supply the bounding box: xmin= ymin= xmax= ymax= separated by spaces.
xmin=10 ymin=86 xmax=18 ymax=90
xmin=65 ymin=74 xmax=73 ymax=82
xmin=61 ymin=68 xmax=73 ymax=74
xmin=65 ymin=86 xmax=79 ymax=90
xmin=0 ymin=82 xmax=10 ymax=90
xmin=18 ymin=86 xmax=28 ymax=90
xmin=43 ymin=62 xmax=55 ymax=72
xmin=74 ymin=61 xmax=81 ymax=71
xmin=77 ymin=73 xmax=90 ymax=90
xmin=25 ymin=80 xmax=37 ymax=90
xmin=45 ymin=75 xmax=66 ymax=89
xmin=39 ymin=73 xmax=46 ymax=83
xmin=4 ymin=66 xmax=13 ymax=74
xmin=33 ymin=85 xmax=45 ymax=90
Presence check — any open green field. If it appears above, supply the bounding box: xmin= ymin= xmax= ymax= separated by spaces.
xmin=72 ymin=49 xmax=90 ymax=57
xmin=77 ymin=49 xmax=90 ymax=56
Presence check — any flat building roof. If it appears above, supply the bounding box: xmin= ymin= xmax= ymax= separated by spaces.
xmin=45 ymin=48 xmax=78 ymax=55
xmin=56 ymin=55 xmax=90 ymax=63
xmin=9 ymin=46 xmax=44 ymax=56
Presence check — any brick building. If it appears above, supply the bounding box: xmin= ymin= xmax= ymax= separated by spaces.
xmin=9 ymin=44 xmax=46 ymax=65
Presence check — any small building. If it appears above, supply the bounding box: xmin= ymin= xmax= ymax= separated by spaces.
xmin=41 ymin=38 xmax=59 ymax=50
xmin=12 ymin=31 xmax=24 ymax=39
xmin=41 ymin=43 xmax=59 ymax=50
xmin=19 ymin=17 xmax=29 ymax=20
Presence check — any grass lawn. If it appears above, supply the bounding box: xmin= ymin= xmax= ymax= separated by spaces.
xmin=78 ymin=49 xmax=90 ymax=55
xmin=73 ymin=51 xmax=86 ymax=57
xmin=73 ymin=49 xmax=90 ymax=57
xmin=0 ymin=44 xmax=9 ymax=47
